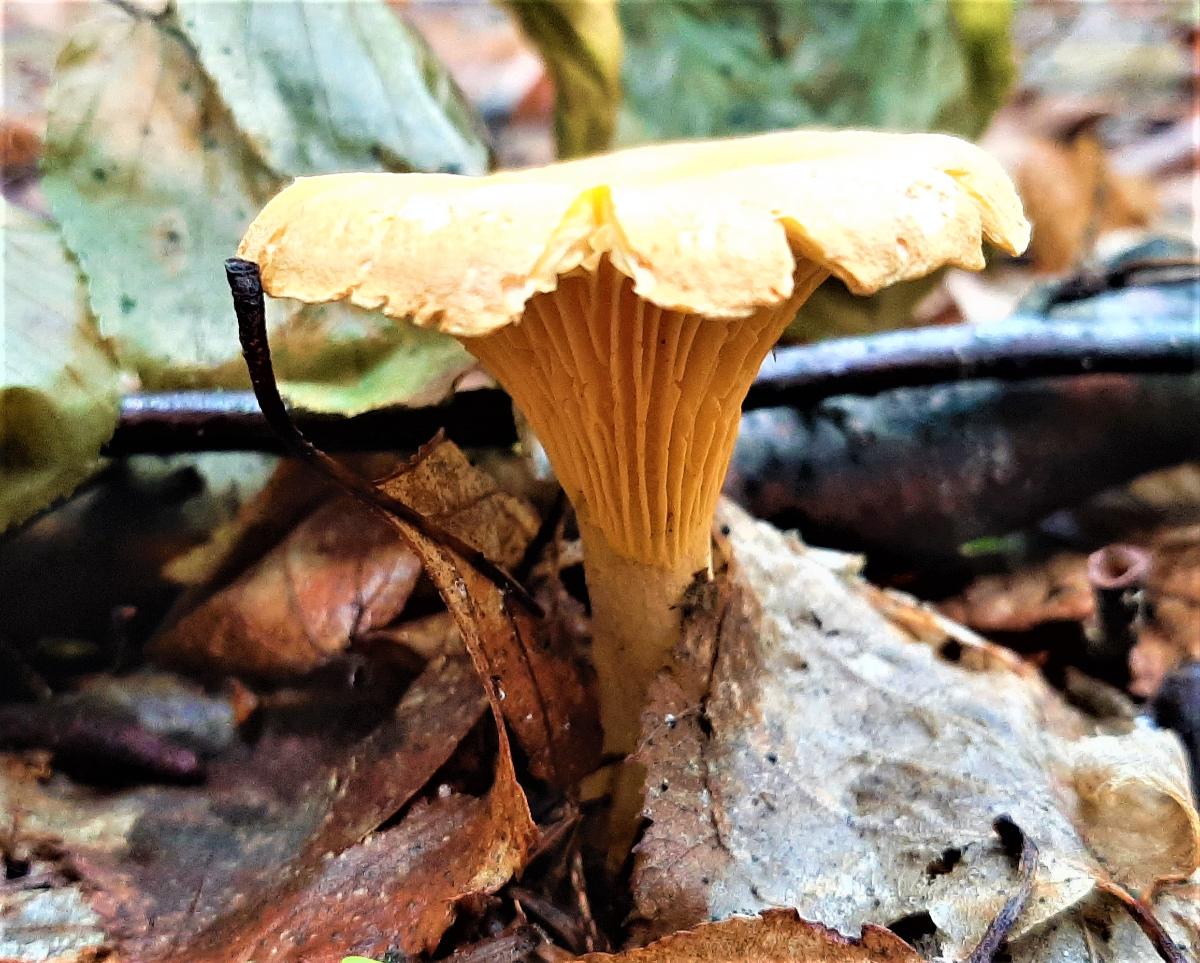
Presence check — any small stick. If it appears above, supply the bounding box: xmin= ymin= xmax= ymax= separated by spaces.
xmin=1086 ymin=544 xmax=1152 ymax=674
xmin=962 ymin=816 xmax=1038 ymax=963
xmin=510 ymin=886 xmax=590 ymax=954
xmin=749 ymin=316 xmax=1200 ymax=409
xmin=0 ymin=703 xmax=202 ymax=781
xmin=226 ymin=258 xmax=540 ymax=614
xmin=442 ymin=921 xmax=541 ymax=962
xmin=1094 ymin=876 xmax=1188 ymax=963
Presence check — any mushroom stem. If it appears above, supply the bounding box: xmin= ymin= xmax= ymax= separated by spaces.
xmin=577 ymin=518 xmax=706 ymax=754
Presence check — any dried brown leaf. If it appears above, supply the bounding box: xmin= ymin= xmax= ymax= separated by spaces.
xmin=152 ymin=491 xmax=422 ymax=675
xmin=574 ymin=909 xmax=922 ymax=962
xmin=1014 ymin=132 xmax=1157 ymax=274
xmin=75 ymin=440 xmax=554 ymax=957
xmin=377 ymin=440 xmax=600 ymax=787
xmin=939 ymin=525 xmax=1200 ymax=697
xmin=1 ymin=651 xmax=487 ymax=961
xmin=936 ymin=552 xmax=1093 ymax=633
xmin=179 ymin=700 xmax=532 ymax=961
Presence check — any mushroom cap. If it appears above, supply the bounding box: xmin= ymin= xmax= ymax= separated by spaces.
xmin=239 ymin=128 xmax=1030 ymax=337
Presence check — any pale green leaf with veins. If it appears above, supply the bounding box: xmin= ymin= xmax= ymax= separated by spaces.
xmin=175 ymin=0 xmax=488 ymax=177
xmin=2 ymin=202 xmax=121 ymax=529
xmin=41 ymin=0 xmax=478 ymax=407
xmin=42 ymin=6 xmax=282 ymax=385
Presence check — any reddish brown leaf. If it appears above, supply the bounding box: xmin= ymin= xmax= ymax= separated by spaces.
xmin=574 ymin=909 xmax=922 ymax=962
xmin=152 ymin=490 xmax=422 ymax=675
xmin=58 ymin=653 xmax=485 ymax=959
xmin=179 ymin=706 xmax=534 ymax=961
xmin=162 ymin=441 xmax=555 ymax=958
xmin=378 ymin=440 xmax=600 ymax=788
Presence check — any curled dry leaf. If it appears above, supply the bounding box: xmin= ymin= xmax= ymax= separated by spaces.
xmin=151 ymin=491 xmax=424 ymax=676
xmin=1066 ymin=732 xmax=1200 ymax=892
xmin=152 ymin=442 xmax=551 ymax=678
xmin=376 ymin=439 xmax=601 ymax=788
xmin=629 ymin=502 xmax=1200 ymax=962
xmin=573 ymin=908 xmax=922 ymax=962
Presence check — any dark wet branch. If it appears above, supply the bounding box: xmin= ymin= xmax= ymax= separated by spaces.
xmin=105 ymin=317 xmax=1200 ymax=456
xmin=109 ymin=385 xmax=515 ymax=454
xmin=748 ymin=316 xmax=1199 ymax=409
xmin=728 ymin=373 xmax=1200 ymax=561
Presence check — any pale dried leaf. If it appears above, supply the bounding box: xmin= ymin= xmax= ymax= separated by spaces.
xmin=630 ymin=502 xmax=1200 ymax=962
xmin=1066 ymin=731 xmax=1200 ymax=891
xmin=0 ymin=888 xmax=109 ymax=963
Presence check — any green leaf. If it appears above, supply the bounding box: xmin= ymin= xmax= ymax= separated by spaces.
xmin=175 ymin=0 xmax=488 ymax=177
xmin=2 ymin=202 xmax=121 ymax=529
xmin=42 ymin=5 xmax=281 ymax=385
xmin=617 ymin=0 xmax=1017 ymax=341
xmin=42 ymin=2 xmax=481 ymax=410
xmin=618 ymin=0 xmax=1005 ymax=142
xmin=270 ymin=300 xmax=474 ymax=417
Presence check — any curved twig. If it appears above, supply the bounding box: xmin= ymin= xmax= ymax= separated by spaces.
xmin=226 ymin=258 xmax=539 ymax=614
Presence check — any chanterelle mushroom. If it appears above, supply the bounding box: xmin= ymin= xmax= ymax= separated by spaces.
xmin=239 ymin=129 xmax=1029 ymax=760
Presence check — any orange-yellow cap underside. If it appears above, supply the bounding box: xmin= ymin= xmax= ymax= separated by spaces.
xmin=470 ymin=259 xmax=828 ymax=566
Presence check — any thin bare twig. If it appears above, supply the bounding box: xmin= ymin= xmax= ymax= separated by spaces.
xmin=226 ymin=258 xmax=540 ymax=614
xmin=105 ymin=316 xmax=1199 ymax=455
xmin=962 ymin=816 xmax=1038 ymax=963
xmin=1094 ymin=876 xmax=1189 ymax=963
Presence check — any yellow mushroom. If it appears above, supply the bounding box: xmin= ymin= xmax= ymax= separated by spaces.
xmin=238 ymin=129 xmax=1029 ymax=761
